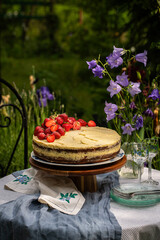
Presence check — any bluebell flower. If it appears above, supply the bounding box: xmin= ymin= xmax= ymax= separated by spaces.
xmin=107 ymin=80 xmax=121 ymax=98
xmin=106 ymin=53 xmax=123 ymax=69
xmin=135 ymin=50 xmax=147 ymax=66
xmin=92 ymin=65 xmax=104 ymax=78
xmin=121 ymin=123 xmax=135 ymax=135
xmin=143 ymin=108 xmax=154 ymax=118
xmin=128 ymin=82 xmax=141 ymax=97
xmin=148 ymin=89 xmax=160 ymax=100
xmin=37 ymin=86 xmax=54 ymax=107
xmin=113 ymin=46 xmax=126 ymax=56
xmin=129 ymin=101 xmax=136 ymax=109
xmin=135 ymin=116 xmax=143 ymax=130
xmin=104 ymin=101 xmax=118 ymax=122
xmin=116 ymin=72 xmax=129 ymax=87
xmin=86 ymin=60 xmax=97 ymax=69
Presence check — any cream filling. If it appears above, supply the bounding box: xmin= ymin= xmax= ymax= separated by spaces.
xmin=33 ymin=143 xmax=121 ymax=161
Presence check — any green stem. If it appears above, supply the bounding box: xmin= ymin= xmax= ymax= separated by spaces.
xmin=136 ymin=132 xmax=142 ymax=142
xmin=98 ymin=59 xmax=112 ymax=80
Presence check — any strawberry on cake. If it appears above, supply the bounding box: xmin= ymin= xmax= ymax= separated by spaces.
xmin=32 ymin=113 xmax=121 ymax=164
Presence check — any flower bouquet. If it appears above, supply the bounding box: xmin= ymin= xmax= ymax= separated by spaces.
xmin=87 ymin=46 xmax=160 ymax=143
xmin=87 ymin=46 xmax=160 ymax=178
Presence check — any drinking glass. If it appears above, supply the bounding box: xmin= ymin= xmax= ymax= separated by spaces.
xmin=143 ymin=138 xmax=159 ymax=185
xmin=130 ymin=142 xmax=148 ymax=183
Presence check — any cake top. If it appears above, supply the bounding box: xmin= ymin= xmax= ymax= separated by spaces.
xmin=33 ymin=113 xmax=121 ymax=149
xmin=33 ymin=126 xmax=121 ymax=150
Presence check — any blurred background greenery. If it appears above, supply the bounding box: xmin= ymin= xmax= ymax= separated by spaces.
xmin=0 ymin=0 xmax=160 ymax=175
xmin=1 ymin=0 xmax=160 ymax=122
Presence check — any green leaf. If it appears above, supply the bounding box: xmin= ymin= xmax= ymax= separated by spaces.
xmin=72 ymin=193 xmax=78 ymax=198
xmin=136 ymin=71 xmax=141 ymax=80
xmin=64 ymin=193 xmax=69 ymax=198
xmin=138 ymin=127 xmax=144 ymax=141
xmin=70 ymin=193 xmax=78 ymax=198
xmin=60 ymin=193 xmax=64 ymax=198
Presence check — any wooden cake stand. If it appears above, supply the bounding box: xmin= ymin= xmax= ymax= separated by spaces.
xmin=29 ymin=155 xmax=126 ymax=192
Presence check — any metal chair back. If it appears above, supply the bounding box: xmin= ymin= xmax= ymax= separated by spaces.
xmin=0 ymin=78 xmax=28 ymax=176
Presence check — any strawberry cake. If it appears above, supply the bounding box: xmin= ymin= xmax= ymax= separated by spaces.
xmin=32 ymin=113 xmax=121 ymax=164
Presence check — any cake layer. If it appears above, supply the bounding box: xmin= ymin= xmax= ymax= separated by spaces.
xmin=32 ymin=126 xmax=121 ymax=164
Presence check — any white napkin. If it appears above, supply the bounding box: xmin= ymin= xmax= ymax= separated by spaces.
xmin=5 ymin=168 xmax=39 ymax=194
xmin=5 ymin=168 xmax=85 ymax=215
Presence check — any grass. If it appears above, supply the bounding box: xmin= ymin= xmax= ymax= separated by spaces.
xmin=0 ymin=85 xmax=55 ymax=177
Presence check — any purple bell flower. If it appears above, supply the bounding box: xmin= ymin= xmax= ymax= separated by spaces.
xmin=106 ymin=53 xmax=123 ymax=69
xmin=148 ymin=89 xmax=160 ymax=100
xmin=113 ymin=46 xmax=126 ymax=56
xmin=104 ymin=101 xmax=118 ymax=122
xmin=135 ymin=50 xmax=147 ymax=66
xmin=92 ymin=65 xmax=104 ymax=78
xmin=107 ymin=80 xmax=122 ymax=98
xmin=135 ymin=116 xmax=143 ymax=130
xmin=116 ymin=71 xmax=129 ymax=87
xmin=86 ymin=60 xmax=97 ymax=69
xmin=121 ymin=123 xmax=135 ymax=135
xmin=143 ymin=108 xmax=154 ymax=118
xmin=37 ymin=86 xmax=54 ymax=107
xmin=128 ymin=82 xmax=141 ymax=97
xmin=129 ymin=101 xmax=136 ymax=109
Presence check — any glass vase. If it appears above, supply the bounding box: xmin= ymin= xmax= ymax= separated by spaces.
xmin=118 ymin=142 xmax=144 ymax=179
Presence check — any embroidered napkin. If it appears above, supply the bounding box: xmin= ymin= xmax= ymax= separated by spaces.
xmin=5 ymin=168 xmax=85 ymax=215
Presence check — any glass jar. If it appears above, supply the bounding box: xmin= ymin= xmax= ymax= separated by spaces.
xmin=118 ymin=142 xmax=144 ymax=179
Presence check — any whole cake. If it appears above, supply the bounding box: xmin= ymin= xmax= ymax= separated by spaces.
xmin=32 ymin=113 xmax=121 ymax=164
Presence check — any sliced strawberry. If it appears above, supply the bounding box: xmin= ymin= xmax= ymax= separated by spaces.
xmin=50 ymin=124 xmax=59 ymax=132
xmin=47 ymin=134 xmax=55 ymax=142
xmin=78 ymin=119 xmax=87 ymax=126
xmin=56 ymin=116 xmax=64 ymax=125
xmin=44 ymin=127 xmax=52 ymax=135
xmin=73 ymin=121 xmax=81 ymax=130
xmin=44 ymin=118 xmax=51 ymax=125
xmin=68 ymin=117 xmax=76 ymax=124
xmin=37 ymin=132 xmax=46 ymax=140
xmin=62 ymin=123 xmax=73 ymax=131
xmin=57 ymin=126 xmax=65 ymax=136
xmin=51 ymin=131 xmax=61 ymax=139
xmin=45 ymin=133 xmax=50 ymax=139
xmin=58 ymin=113 xmax=68 ymax=122
xmin=88 ymin=120 xmax=96 ymax=127
xmin=45 ymin=119 xmax=56 ymax=128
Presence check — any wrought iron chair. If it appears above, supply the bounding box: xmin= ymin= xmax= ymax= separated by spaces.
xmin=0 ymin=78 xmax=28 ymax=176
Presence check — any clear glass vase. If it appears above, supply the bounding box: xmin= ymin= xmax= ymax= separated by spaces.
xmin=118 ymin=142 xmax=144 ymax=179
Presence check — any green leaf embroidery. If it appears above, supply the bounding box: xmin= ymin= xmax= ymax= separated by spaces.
xmin=70 ymin=193 xmax=78 ymax=198
xmin=60 ymin=193 xmax=64 ymax=198
xmin=64 ymin=193 xmax=69 ymax=198
xmin=59 ymin=192 xmax=78 ymax=203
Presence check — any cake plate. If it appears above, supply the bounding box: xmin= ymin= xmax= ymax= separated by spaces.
xmin=29 ymin=155 xmax=126 ymax=192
